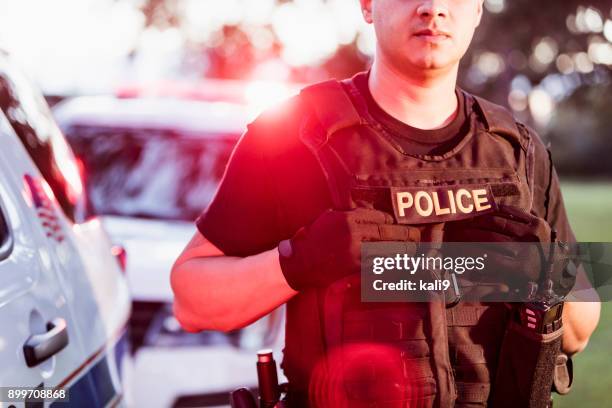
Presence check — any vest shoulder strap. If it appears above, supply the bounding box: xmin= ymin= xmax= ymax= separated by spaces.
xmin=298 ymin=80 xmax=362 ymax=149
xmin=472 ymin=94 xmax=541 ymax=212
xmin=297 ymin=80 xmax=362 ymax=209
xmin=518 ymin=121 xmax=554 ymax=218
xmin=472 ymin=94 xmax=526 ymax=144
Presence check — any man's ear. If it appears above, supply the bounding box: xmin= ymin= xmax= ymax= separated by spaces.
xmin=360 ymin=0 xmax=374 ymax=24
xmin=475 ymin=0 xmax=484 ymax=27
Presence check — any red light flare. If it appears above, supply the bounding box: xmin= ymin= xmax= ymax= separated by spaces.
xmin=309 ymin=343 xmax=434 ymax=408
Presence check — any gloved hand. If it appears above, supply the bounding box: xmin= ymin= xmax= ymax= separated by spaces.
xmin=443 ymin=205 xmax=573 ymax=298
xmin=447 ymin=204 xmax=550 ymax=240
xmin=278 ymin=208 xmax=420 ymax=291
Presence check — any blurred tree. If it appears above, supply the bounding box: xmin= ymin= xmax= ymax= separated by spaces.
xmin=457 ymin=1 xmax=612 ymax=177
xmin=547 ymin=83 xmax=612 ymax=176
xmin=205 ymin=25 xmax=257 ymax=79
xmin=137 ymin=1 xmax=611 ymax=92
xmin=137 ymin=0 xmax=611 ymax=176
xmin=140 ymin=0 xmax=180 ymax=28
xmin=321 ymin=41 xmax=371 ymax=80
xmin=462 ymin=0 xmax=611 ymax=105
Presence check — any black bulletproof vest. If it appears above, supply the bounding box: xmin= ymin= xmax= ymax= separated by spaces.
xmin=281 ymin=78 xmax=539 ymax=408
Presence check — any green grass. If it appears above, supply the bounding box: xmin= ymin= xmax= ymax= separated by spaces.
xmin=554 ymin=181 xmax=612 ymax=407
xmin=559 ymin=181 xmax=612 ymax=241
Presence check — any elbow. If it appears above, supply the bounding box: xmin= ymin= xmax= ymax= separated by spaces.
xmin=561 ymin=301 xmax=600 ymax=356
xmin=170 ymin=261 xmax=209 ymax=332
xmin=573 ymin=338 xmax=590 ymax=355
xmin=170 ymin=257 xmax=205 ymax=310
xmin=562 ymin=336 xmax=590 ymax=356
xmin=562 ymin=317 xmax=596 ymax=356
xmin=173 ymin=303 xmax=203 ymax=333
xmin=170 ymin=258 xmax=187 ymax=299
xmin=172 ymin=295 xmax=219 ymax=333
xmin=170 ymin=262 xmax=190 ymax=317
xmin=208 ymin=319 xmax=244 ymax=334
xmin=170 ymin=261 xmax=239 ymax=333
xmin=172 ymin=299 xmax=243 ymax=334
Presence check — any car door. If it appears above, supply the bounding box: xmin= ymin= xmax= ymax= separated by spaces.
xmin=0 ymin=56 xmax=130 ymax=406
xmin=0 ymin=115 xmax=103 ymax=405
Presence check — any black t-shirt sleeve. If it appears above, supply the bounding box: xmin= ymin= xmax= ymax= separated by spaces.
xmin=529 ymin=128 xmax=576 ymax=244
xmin=545 ymin=166 xmax=576 ymax=244
xmin=196 ymin=126 xmax=281 ymax=257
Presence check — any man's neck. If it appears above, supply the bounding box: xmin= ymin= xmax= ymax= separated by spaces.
xmin=368 ymin=53 xmax=460 ymax=130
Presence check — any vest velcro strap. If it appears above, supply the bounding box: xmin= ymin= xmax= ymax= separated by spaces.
xmin=490 ymin=182 xmax=521 ymax=197
xmin=351 ymin=187 xmax=394 ymax=214
xmin=401 ymin=356 xmax=436 ymax=380
xmin=339 ymin=356 xmax=435 ymax=384
xmin=446 ymin=305 xmax=485 ymax=326
xmin=299 ymin=80 xmax=362 ymax=144
xmin=455 ymin=382 xmax=491 ymax=403
xmin=453 ymin=344 xmax=487 ymax=365
xmin=344 ymin=377 xmax=437 ymax=403
xmin=473 ymin=94 xmax=521 ymax=137
xmin=343 ymin=318 xmax=428 ymax=342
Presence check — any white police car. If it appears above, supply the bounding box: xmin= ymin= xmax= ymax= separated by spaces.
xmin=0 ymin=51 xmax=131 ymax=407
xmin=52 ymin=94 xmax=286 ymax=406
xmin=51 ymin=96 xmax=249 ymax=305
xmin=51 ymin=96 xmax=253 ymax=352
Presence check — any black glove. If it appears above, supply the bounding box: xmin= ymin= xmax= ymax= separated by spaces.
xmin=444 ymin=205 xmax=572 ymax=298
xmin=278 ymin=208 xmax=420 ymax=291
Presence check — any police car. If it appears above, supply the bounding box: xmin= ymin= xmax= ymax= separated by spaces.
xmin=52 ymin=95 xmax=285 ymax=406
xmin=51 ymin=96 xmax=251 ymax=347
xmin=0 ymin=51 xmax=131 ymax=406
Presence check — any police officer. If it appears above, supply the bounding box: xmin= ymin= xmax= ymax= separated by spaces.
xmin=171 ymin=1 xmax=600 ymax=407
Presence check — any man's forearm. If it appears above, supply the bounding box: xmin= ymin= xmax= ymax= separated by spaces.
xmin=561 ymin=301 xmax=600 ymax=355
xmin=560 ymin=265 xmax=601 ymax=355
xmin=171 ymin=243 xmax=297 ymax=332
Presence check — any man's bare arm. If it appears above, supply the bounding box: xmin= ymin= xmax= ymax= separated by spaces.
xmin=170 ymin=231 xmax=297 ymax=333
xmin=561 ymin=266 xmax=601 ymax=355
xmin=562 ymin=301 xmax=600 ymax=355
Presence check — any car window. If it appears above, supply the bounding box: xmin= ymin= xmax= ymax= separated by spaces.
xmin=64 ymin=125 xmax=238 ymax=222
xmin=0 ymin=57 xmax=86 ymax=223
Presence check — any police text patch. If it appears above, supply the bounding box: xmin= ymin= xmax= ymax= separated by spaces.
xmin=390 ymin=185 xmax=497 ymax=224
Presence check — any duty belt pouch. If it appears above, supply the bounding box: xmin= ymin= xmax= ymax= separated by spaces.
xmin=491 ymin=319 xmax=563 ymax=408
xmin=552 ymin=353 xmax=573 ymax=395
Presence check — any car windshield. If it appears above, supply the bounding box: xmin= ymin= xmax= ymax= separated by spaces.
xmin=64 ymin=125 xmax=238 ymax=222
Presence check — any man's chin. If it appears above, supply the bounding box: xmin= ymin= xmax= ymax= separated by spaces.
xmin=406 ymin=57 xmax=456 ymax=74
xmin=382 ymin=47 xmax=458 ymax=75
